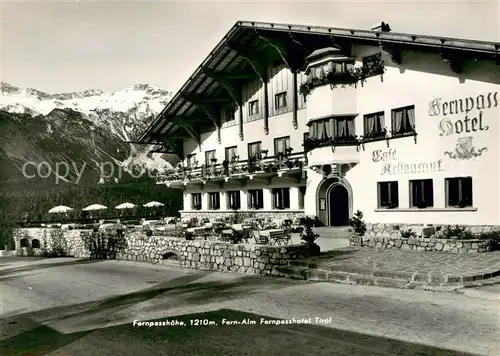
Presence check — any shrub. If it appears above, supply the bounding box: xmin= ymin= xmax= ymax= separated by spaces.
xmin=348 ymin=210 xmax=367 ymax=235
xmin=228 ymin=230 xmax=245 ymax=244
xmin=82 ymin=229 xmax=126 ymax=259
xmin=299 ymin=217 xmax=319 ymax=245
xmin=400 ymin=229 xmax=417 ymax=238
xmin=436 ymin=225 xmax=474 ymax=240
xmin=477 ymin=230 xmax=500 ymax=240
xmin=230 ymin=211 xmax=244 ymax=224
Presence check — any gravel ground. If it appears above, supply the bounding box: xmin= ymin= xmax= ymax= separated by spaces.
xmin=0 ymin=257 xmax=498 ymax=356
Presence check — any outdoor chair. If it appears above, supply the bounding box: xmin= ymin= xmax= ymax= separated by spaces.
xmin=267 ymin=230 xmax=287 ymax=245
xmin=252 ymin=229 xmax=269 ymax=245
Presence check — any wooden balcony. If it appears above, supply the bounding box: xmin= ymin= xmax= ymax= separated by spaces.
xmin=157 ymin=152 xmax=307 ymax=187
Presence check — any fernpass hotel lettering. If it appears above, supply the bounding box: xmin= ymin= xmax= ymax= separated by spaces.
xmin=429 ymin=92 xmax=498 ymax=136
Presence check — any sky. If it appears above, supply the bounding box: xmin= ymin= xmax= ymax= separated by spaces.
xmin=1 ymin=0 xmax=499 ymax=94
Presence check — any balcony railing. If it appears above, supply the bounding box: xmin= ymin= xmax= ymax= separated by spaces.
xmin=303 ymin=135 xmax=361 ymax=153
xmin=157 ymin=151 xmax=307 ymax=185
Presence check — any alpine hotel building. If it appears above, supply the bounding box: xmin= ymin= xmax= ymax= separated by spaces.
xmin=138 ymin=21 xmax=500 ymax=226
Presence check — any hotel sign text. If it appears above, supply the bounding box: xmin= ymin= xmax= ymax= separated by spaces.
xmin=372 ymin=148 xmax=444 ymax=175
xmin=428 ymin=91 xmax=498 ymax=136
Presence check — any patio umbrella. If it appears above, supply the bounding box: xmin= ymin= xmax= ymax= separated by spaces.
xmin=82 ymin=204 xmax=108 ymax=211
xmin=143 ymin=201 xmax=164 ymax=208
xmin=48 ymin=205 xmax=74 ymax=214
xmin=115 ymin=202 xmax=136 ymax=210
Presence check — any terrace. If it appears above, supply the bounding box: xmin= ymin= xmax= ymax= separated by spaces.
xmin=157 ymin=151 xmax=307 ymax=187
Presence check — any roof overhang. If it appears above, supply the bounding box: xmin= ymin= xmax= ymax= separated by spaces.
xmin=138 ymin=20 xmax=500 ymax=146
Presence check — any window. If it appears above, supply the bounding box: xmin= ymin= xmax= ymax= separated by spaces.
xmin=186 ymin=154 xmax=197 ymax=168
xmin=298 ymin=186 xmax=306 ymax=210
xmin=208 ymin=192 xmax=220 ymax=210
xmin=275 ymin=92 xmax=287 ymax=110
xmin=364 ymin=112 xmax=385 ymax=138
xmin=309 ymin=117 xmax=356 ymax=140
xmin=225 ymin=146 xmax=238 ymax=162
xmin=205 ymin=150 xmax=216 ymax=165
xmin=191 ymin=193 xmax=202 ymax=210
xmin=272 ymin=188 xmax=290 ymax=209
xmin=221 ymin=103 xmax=236 ymax=125
xmin=377 ymin=181 xmax=399 ymax=208
xmin=32 ymin=239 xmax=40 ymax=249
xmin=274 ymin=136 xmax=290 ymax=156
xmin=391 ymin=106 xmax=415 ymax=135
xmin=227 ymin=191 xmax=241 ymax=210
xmin=248 ymin=189 xmax=264 ymax=209
xmin=248 ymin=100 xmax=259 ymax=116
xmin=20 ymin=238 xmax=28 ymax=248
xmin=410 ymin=179 xmax=434 ymax=208
xmin=446 ymin=177 xmax=473 ymax=207
xmin=248 ymin=141 xmax=262 ymax=159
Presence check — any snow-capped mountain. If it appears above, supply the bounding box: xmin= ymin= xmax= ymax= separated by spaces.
xmin=0 ymin=82 xmax=177 ymax=187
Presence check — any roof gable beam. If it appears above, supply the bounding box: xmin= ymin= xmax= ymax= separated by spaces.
xmin=181 ymin=95 xmax=221 ymax=143
xmin=203 ymin=69 xmax=243 ymax=105
xmin=149 ymin=134 xmax=184 ymax=159
xmin=255 ymin=30 xmax=305 ymax=72
xmin=168 ymin=116 xmax=201 ymax=146
xmin=182 ymin=93 xmax=232 ymax=104
xmin=329 ymin=36 xmax=352 ymax=56
xmin=227 ymin=42 xmax=268 ymax=82
xmin=440 ymin=49 xmax=466 ymax=74
xmin=378 ymin=41 xmax=402 ymax=64
xmin=204 ymin=70 xmax=255 ymax=80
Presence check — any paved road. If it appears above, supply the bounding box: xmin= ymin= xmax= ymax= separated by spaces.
xmin=0 ymin=257 xmax=499 ymax=356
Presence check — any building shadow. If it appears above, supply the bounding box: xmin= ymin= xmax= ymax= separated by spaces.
xmin=0 ymin=258 xmax=103 ymax=279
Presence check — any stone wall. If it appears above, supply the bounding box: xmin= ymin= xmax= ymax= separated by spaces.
xmin=364 ymin=223 xmax=499 ymax=239
xmin=349 ymin=223 xmax=499 ymax=253
xmin=179 ymin=210 xmax=304 ymax=221
xmin=13 ymin=228 xmax=307 ymax=275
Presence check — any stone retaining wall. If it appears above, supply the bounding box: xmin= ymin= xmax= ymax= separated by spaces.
xmin=13 ymin=228 xmax=307 ymax=275
xmin=364 ymin=223 xmax=499 ymax=239
xmin=349 ymin=235 xmax=495 ymax=253
xmin=350 ymin=223 xmax=499 ymax=253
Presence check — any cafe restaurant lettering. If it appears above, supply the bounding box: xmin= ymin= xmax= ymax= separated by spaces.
xmin=428 ymin=91 xmax=498 ymax=136
xmin=371 ymin=149 xmax=444 ymax=176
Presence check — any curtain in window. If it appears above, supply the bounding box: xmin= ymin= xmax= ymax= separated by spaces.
xmin=407 ymin=108 xmax=415 ymax=130
xmin=392 ymin=111 xmax=403 ymax=133
xmin=276 ymin=140 xmax=284 ymax=154
xmin=337 ymin=119 xmax=347 ymax=137
xmin=365 ymin=115 xmax=376 ymax=134
xmin=323 ymin=119 xmax=332 ymax=138
xmin=316 ymin=122 xmax=324 ymax=140
xmin=376 ymin=114 xmax=384 ymax=132
xmin=347 ymin=119 xmax=355 ymax=136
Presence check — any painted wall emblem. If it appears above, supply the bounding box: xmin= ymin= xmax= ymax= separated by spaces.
xmin=444 ymin=136 xmax=487 ymax=160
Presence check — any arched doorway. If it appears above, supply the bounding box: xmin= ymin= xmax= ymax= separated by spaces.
xmin=316 ymin=176 xmax=352 ymax=226
xmin=328 ymin=185 xmax=349 ymax=226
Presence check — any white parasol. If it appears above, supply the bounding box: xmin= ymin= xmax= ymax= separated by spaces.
xmin=115 ymin=202 xmax=136 ymax=210
xmin=82 ymin=204 xmax=108 ymax=211
xmin=48 ymin=205 xmax=74 ymax=214
xmin=143 ymin=201 xmax=164 ymax=208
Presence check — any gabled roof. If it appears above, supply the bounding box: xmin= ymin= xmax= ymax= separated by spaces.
xmin=138 ymin=20 xmax=499 ymax=149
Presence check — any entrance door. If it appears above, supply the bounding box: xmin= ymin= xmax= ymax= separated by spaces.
xmin=328 ymin=185 xmax=349 ymax=226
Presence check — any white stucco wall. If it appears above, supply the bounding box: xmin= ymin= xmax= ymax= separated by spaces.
xmin=304 ymin=46 xmax=500 ymax=225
